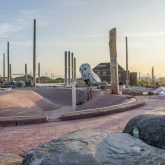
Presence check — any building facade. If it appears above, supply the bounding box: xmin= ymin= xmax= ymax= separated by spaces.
xmin=93 ymin=62 xmax=137 ymax=85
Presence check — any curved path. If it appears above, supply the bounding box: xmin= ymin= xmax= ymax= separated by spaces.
xmin=0 ymin=94 xmax=165 ymax=156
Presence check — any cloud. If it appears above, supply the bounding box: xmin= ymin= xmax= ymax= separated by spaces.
xmin=0 ymin=9 xmax=47 ymax=38
xmin=123 ymin=32 xmax=165 ymax=37
xmin=0 ymin=23 xmax=11 ymax=37
xmin=19 ymin=9 xmax=38 ymax=15
xmin=60 ymin=0 xmax=88 ymax=6
xmin=12 ymin=40 xmax=32 ymax=47
xmin=152 ymin=0 xmax=162 ymax=3
xmin=38 ymin=41 xmax=104 ymax=47
xmin=54 ymin=34 xmax=106 ymax=39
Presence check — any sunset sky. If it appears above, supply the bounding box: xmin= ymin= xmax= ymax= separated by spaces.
xmin=0 ymin=0 xmax=165 ymax=78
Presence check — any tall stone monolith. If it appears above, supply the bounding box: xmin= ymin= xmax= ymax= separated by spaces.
xmin=25 ymin=63 xmax=27 ymax=82
xmin=74 ymin=57 xmax=76 ymax=81
xmin=71 ymin=52 xmax=74 ymax=82
xmin=3 ymin=53 xmax=5 ymax=82
xmin=38 ymin=63 xmax=40 ymax=83
xmin=152 ymin=67 xmax=154 ymax=85
xmin=125 ymin=36 xmax=129 ymax=88
xmin=9 ymin=64 xmax=12 ymax=81
xmin=33 ymin=19 xmax=36 ymax=86
xmin=109 ymin=28 xmax=119 ymax=94
xmin=68 ymin=51 xmax=71 ymax=85
xmin=7 ymin=42 xmax=10 ymax=82
xmin=64 ymin=51 xmax=67 ymax=86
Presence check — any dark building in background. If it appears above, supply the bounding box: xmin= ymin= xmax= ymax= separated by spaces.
xmin=93 ymin=62 xmax=137 ymax=85
xmin=130 ymin=72 xmax=137 ymax=86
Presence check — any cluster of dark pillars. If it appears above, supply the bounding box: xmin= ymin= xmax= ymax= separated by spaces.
xmin=2 ymin=19 xmax=39 ymax=84
xmin=2 ymin=41 xmax=12 ymax=82
xmin=64 ymin=51 xmax=76 ymax=86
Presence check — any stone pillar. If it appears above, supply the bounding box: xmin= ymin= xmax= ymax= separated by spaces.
xmin=25 ymin=63 xmax=27 ymax=82
xmin=38 ymin=63 xmax=40 ymax=83
xmin=3 ymin=53 xmax=5 ymax=82
xmin=71 ymin=52 xmax=74 ymax=82
xmin=9 ymin=64 xmax=12 ymax=81
xmin=72 ymin=81 xmax=76 ymax=111
xmin=109 ymin=28 xmax=119 ymax=94
xmin=139 ymin=72 xmax=141 ymax=82
xmin=152 ymin=67 xmax=154 ymax=85
xmin=7 ymin=42 xmax=10 ymax=82
xmin=33 ymin=19 xmax=36 ymax=86
xmin=125 ymin=36 xmax=129 ymax=88
xmin=64 ymin=51 xmax=67 ymax=86
xmin=68 ymin=51 xmax=71 ymax=85
xmin=74 ymin=57 xmax=76 ymax=81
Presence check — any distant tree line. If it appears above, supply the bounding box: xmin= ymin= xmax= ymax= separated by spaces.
xmin=13 ymin=75 xmax=64 ymax=83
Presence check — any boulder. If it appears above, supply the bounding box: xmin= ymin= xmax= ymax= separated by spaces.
xmin=0 ymin=153 xmax=23 ymax=165
xmin=123 ymin=114 xmax=165 ymax=149
xmin=23 ymin=129 xmax=165 ymax=165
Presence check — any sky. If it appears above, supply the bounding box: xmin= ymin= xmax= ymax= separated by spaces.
xmin=0 ymin=0 xmax=165 ymax=78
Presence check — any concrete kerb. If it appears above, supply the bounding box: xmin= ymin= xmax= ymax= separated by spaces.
xmin=0 ymin=98 xmax=144 ymax=125
xmin=0 ymin=115 xmax=48 ymax=126
xmin=59 ymin=99 xmax=145 ymax=121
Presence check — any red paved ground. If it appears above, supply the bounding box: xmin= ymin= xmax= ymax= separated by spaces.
xmin=0 ymin=97 xmax=164 ymax=156
xmin=0 ymin=88 xmax=165 ymax=157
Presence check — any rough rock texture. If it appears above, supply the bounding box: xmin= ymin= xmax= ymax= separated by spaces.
xmin=0 ymin=153 xmax=23 ymax=165
xmin=123 ymin=114 xmax=165 ymax=149
xmin=122 ymin=86 xmax=153 ymax=96
xmin=23 ymin=129 xmax=165 ymax=165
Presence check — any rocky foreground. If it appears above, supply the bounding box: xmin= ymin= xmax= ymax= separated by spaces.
xmin=22 ymin=129 xmax=165 ymax=165
xmin=2 ymin=113 xmax=165 ymax=164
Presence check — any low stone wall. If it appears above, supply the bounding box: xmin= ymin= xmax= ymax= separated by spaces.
xmin=0 ymin=115 xmax=48 ymax=126
xmin=60 ymin=100 xmax=145 ymax=121
xmin=76 ymin=88 xmax=102 ymax=105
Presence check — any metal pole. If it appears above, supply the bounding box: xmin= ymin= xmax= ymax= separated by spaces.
xmin=71 ymin=52 xmax=74 ymax=82
xmin=25 ymin=63 xmax=27 ymax=82
xmin=33 ymin=19 xmax=36 ymax=86
xmin=64 ymin=51 xmax=67 ymax=86
xmin=74 ymin=57 xmax=76 ymax=81
xmin=68 ymin=51 xmax=70 ymax=85
xmin=126 ymin=36 xmax=129 ymax=88
xmin=9 ymin=64 xmax=12 ymax=81
xmin=109 ymin=28 xmax=119 ymax=94
xmin=3 ymin=53 xmax=5 ymax=82
xmin=7 ymin=42 xmax=10 ymax=82
xmin=38 ymin=63 xmax=40 ymax=83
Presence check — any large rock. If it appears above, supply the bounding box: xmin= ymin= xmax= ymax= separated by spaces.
xmin=0 ymin=153 xmax=23 ymax=165
xmin=23 ymin=130 xmax=165 ymax=165
xmin=123 ymin=114 xmax=165 ymax=149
